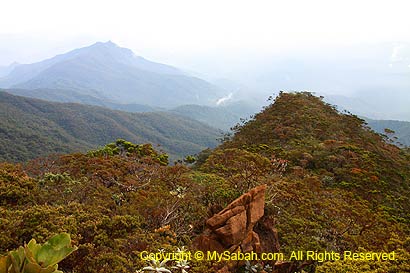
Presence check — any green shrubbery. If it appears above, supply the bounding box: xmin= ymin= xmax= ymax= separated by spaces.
xmin=0 ymin=141 xmax=232 ymax=272
xmin=1 ymin=93 xmax=410 ymax=272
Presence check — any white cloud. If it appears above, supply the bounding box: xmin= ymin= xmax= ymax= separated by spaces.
xmin=216 ymin=93 xmax=233 ymax=106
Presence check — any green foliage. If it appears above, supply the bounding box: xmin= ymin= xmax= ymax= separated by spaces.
xmin=189 ymin=172 xmax=239 ymax=207
xmin=1 ymin=92 xmax=410 ymax=272
xmin=0 ymin=147 xmax=216 ymax=272
xmin=183 ymin=155 xmax=196 ymax=164
xmin=0 ymin=91 xmax=219 ymax=163
xmin=215 ymin=92 xmax=410 ymax=270
xmin=316 ymin=236 xmax=410 ymax=273
xmin=0 ymin=233 xmax=76 ymax=273
xmin=201 ymin=148 xmax=276 ymax=192
xmin=88 ymin=139 xmax=169 ymax=165
xmin=221 ymin=92 xmax=410 ymax=220
xmin=191 ymin=148 xmax=212 ymax=169
xmin=0 ymin=164 xmax=35 ymax=206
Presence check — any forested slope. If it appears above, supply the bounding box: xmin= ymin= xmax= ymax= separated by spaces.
xmin=0 ymin=91 xmax=220 ymax=162
xmin=1 ymin=92 xmax=409 ymax=273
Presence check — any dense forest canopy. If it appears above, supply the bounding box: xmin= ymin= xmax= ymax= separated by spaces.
xmin=1 ymin=92 xmax=409 ymax=273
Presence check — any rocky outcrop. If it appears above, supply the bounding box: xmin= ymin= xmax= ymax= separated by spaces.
xmin=194 ymin=185 xmax=267 ymax=253
xmin=191 ymin=174 xmax=322 ymax=273
xmin=254 ymin=216 xmax=280 ymax=254
xmin=193 ymin=184 xmax=300 ymax=273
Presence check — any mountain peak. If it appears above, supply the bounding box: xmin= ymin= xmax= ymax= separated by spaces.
xmin=88 ymin=40 xmax=122 ymax=51
xmin=0 ymin=41 xmax=222 ymax=106
xmin=226 ymin=92 xmax=369 ymax=147
xmin=71 ymin=40 xmax=137 ymax=64
xmin=92 ymin=40 xmax=118 ymax=47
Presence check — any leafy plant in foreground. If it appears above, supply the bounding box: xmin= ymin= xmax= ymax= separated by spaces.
xmin=0 ymin=233 xmax=77 ymax=273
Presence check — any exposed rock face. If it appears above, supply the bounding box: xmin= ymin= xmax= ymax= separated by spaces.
xmin=193 ymin=184 xmax=304 ymax=273
xmin=194 ymin=185 xmax=267 ymax=253
xmin=254 ymin=216 xmax=280 ymax=254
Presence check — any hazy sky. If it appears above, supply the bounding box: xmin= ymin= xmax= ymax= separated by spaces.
xmin=1 ymin=0 xmax=410 ymax=66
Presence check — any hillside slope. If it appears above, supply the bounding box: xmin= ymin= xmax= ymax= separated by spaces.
xmin=220 ymin=92 xmax=410 ymax=214
xmin=0 ymin=91 xmax=221 ymax=162
xmin=4 ymin=88 xmax=158 ymax=112
xmin=202 ymin=92 xmax=410 ymax=269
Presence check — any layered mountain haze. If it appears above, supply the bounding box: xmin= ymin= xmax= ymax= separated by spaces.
xmin=0 ymin=62 xmax=20 ymax=77
xmin=170 ymin=101 xmax=260 ymax=130
xmin=0 ymin=91 xmax=221 ymax=162
xmin=0 ymin=41 xmax=227 ymax=107
xmin=366 ymin=118 xmax=410 ymax=147
xmin=201 ymin=43 xmax=410 ymax=121
xmin=324 ymin=90 xmax=410 ymax=122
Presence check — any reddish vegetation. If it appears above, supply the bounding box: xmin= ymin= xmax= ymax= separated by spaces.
xmin=1 ymin=92 xmax=410 ymax=272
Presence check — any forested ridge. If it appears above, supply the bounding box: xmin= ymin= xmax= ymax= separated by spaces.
xmin=0 ymin=91 xmax=220 ymax=162
xmin=1 ymin=92 xmax=409 ymax=273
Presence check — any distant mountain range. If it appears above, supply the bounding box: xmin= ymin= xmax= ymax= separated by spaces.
xmin=3 ymin=41 xmax=408 ymax=122
xmin=366 ymin=118 xmax=410 ymax=147
xmin=0 ymin=62 xmax=19 ymax=77
xmin=5 ymin=88 xmax=159 ymax=112
xmin=200 ymin=42 xmax=410 ymax=121
xmin=324 ymin=91 xmax=410 ymax=121
xmin=0 ymin=91 xmax=221 ymax=162
xmin=0 ymin=41 xmax=227 ymax=107
xmin=1 ymin=41 xmax=409 ymax=163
